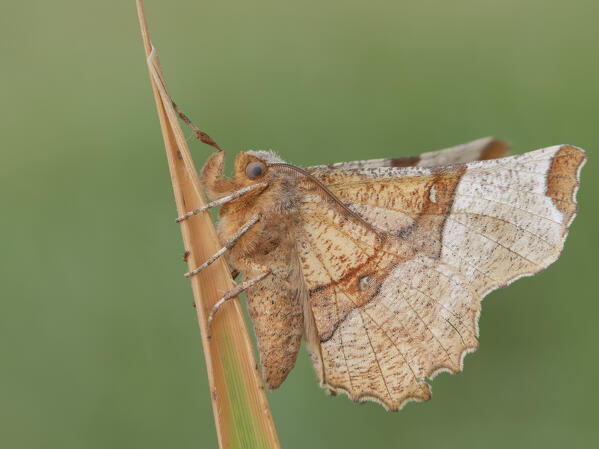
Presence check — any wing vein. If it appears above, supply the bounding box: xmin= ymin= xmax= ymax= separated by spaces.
xmin=341 ymin=199 xmax=556 ymax=250
xmin=302 ymin=227 xmax=431 ymax=397
xmin=454 ymin=193 xmax=563 ymax=225
xmin=447 ymin=216 xmax=544 ymax=269
xmin=301 ymin=231 xmax=355 ymax=392
xmin=396 ymin=284 xmax=457 ymax=366
xmin=457 ymin=178 xmax=571 ymax=203
xmin=302 ymin=217 xmax=458 ymax=366
xmin=360 ymin=311 xmax=393 ymax=401
xmin=303 ymin=210 xmax=480 ymax=337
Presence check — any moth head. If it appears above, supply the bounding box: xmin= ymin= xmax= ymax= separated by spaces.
xmin=201 ymin=148 xmax=286 ymax=201
xmin=233 ymin=150 xmax=284 ymax=186
xmin=232 ymin=152 xmax=267 ymax=185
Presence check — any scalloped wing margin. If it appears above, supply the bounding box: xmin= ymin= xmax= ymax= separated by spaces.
xmin=299 ymin=145 xmax=585 ymax=411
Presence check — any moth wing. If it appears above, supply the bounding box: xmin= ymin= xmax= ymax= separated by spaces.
xmin=309 ymin=137 xmax=509 ymax=171
xmin=297 ymin=145 xmax=585 ymax=410
xmin=245 ymin=254 xmax=305 ymax=390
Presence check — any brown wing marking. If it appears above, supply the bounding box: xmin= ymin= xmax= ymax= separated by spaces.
xmin=390 ymin=138 xmax=509 ymax=167
xmin=298 ymin=163 xmax=465 ymax=341
xmin=299 ymin=210 xmax=478 ymax=408
xmin=297 ymin=144 xmax=585 ymax=410
xmin=297 ymin=168 xmax=476 ymax=408
xmin=316 ymin=146 xmax=585 ymax=297
xmin=545 ymin=145 xmax=585 ymax=226
xmin=311 ymin=137 xmax=509 ymax=171
xmin=299 ymin=224 xmax=435 ymax=405
xmin=298 ymin=200 xmax=395 ymax=341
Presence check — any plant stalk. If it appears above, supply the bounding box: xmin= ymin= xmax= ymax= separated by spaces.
xmin=135 ymin=2 xmax=281 ymax=448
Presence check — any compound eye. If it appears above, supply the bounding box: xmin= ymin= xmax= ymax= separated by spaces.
xmin=246 ymin=161 xmax=266 ymax=179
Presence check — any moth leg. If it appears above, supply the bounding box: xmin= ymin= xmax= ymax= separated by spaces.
xmin=175 ymin=182 xmax=267 ymax=223
xmin=184 ymin=215 xmax=260 ymax=278
xmin=171 ymin=101 xmax=223 ymax=152
xmin=207 ymin=270 xmax=271 ymax=337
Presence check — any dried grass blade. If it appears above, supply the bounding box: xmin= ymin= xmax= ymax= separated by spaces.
xmin=135 ymin=2 xmax=280 ymax=448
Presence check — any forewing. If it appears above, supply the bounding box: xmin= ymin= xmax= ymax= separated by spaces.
xmin=309 ymin=137 xmax=508 ymax=170
xmin=298 ymin=145 xmax=585 ymax=410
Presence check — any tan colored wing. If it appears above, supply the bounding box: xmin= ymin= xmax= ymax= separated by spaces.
xmin=298 ymin=145 xmax=585 ymax=410
xmin=243 ymin=232 xmax=305 ymax=390
xmin=309 ymin=137 xmax=509 ymax=171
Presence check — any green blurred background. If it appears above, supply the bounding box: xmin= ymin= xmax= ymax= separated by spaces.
xmin=1 ymin=1 xmax=598 ymax=448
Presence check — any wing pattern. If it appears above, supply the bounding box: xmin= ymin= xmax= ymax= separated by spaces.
xmin=297 ymin=144 xmax=585 ymax=410
xmin=309 ymin=137 xmax=509 ymax=170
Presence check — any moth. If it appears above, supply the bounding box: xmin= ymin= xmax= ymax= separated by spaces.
xmin=178 ymin=135 xmax=585 ymax=411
